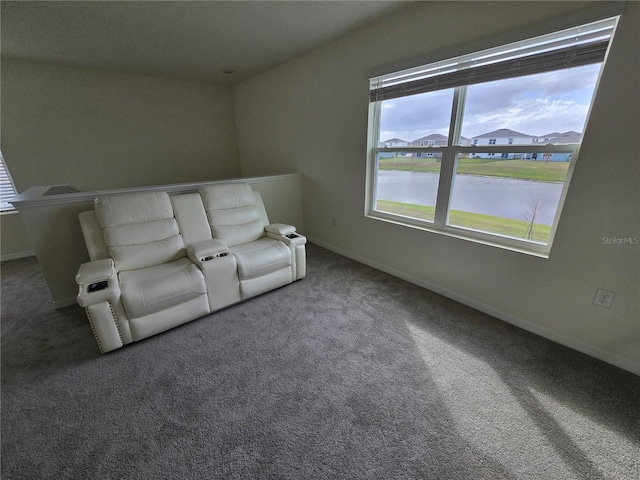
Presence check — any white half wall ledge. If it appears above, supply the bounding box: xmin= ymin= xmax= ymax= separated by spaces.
xmin=1 ymin=250 xmax=36 ymax=262
xmin=13 ymin=174 xmax=304 ymax=308
xmin=307 ymin=237 xmax=640 ymax=378
xmin=11 ymin=174 xmax=302 ymax=209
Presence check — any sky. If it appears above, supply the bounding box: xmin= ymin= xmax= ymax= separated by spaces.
xmin=378 ymin=63 xmax=601 ymax=142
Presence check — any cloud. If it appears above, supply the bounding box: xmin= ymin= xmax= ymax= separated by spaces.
xmin=379 ymin=89 xmax=454 ymax=141
xmin=462 ymin=98 xmax=591 ymax=137
xmin=378 ymin=63 xmax=601 ymax=141
xmin=533 ymin=64 xmax=601 ymax=97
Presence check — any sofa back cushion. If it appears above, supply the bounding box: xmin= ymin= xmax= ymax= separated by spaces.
xmin=94 ymin=191 xmax=185 ymax=271
xmin=199 ymin=184 xmax=264 ymax=247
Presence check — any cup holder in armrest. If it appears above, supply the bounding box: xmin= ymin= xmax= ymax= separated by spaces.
xmin=88 ymin=281 xmax=109 ymax=292
xmin=201 ymin=252 xmax=228 ymax=262
xmin=285 ymin=233 xmax=299 ymax=239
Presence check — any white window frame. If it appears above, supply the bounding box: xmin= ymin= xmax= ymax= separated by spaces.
xmin=0 ymin=152 xmax=19 ymax=212
xmin=365 ymin=13 xmax=620 ymax=257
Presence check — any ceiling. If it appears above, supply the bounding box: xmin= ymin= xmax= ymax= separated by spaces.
xmin=1 ymin=0 xmax=413 ymax=85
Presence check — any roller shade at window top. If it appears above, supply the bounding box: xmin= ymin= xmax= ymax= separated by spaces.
xmin=369 ymin=19 xmax=616 ymax=102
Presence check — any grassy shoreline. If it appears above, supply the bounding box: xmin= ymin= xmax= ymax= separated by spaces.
xmin=376 ymin=199 xmax=551 ymax=243
xmin=378 ymin=157 xmax=569 ymax=183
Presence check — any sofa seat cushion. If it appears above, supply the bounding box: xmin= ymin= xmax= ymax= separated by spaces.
xmin=229 ymin=237 xmax=291 ymax=281
xmin=119 ymin=258 xmax=207 ymax=319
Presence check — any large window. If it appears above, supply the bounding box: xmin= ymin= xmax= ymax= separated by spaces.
xmin=366 ymin=16 xmax=618 ymax=256
xmin=0 ymin=151 xmax=19 ymax=212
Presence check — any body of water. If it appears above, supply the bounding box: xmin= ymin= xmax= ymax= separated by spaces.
xmin=376 ymin=170 xmax=564 ymax=225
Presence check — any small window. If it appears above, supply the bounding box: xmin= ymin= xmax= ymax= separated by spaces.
xmin=0 ymin=152 xmax=19 ymax=212
xmin=367 ymin=15 xmax=618 ymax=256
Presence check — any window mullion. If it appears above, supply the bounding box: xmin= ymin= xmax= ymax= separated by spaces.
xmin=434 ymin=86 xmax=466 ymax=228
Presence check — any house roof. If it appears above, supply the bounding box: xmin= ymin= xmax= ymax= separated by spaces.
xmin=381 ymin=138 xmax=409 ymax=143
xmin=473 ymin=128 xmax=533 ymax=139
xmin=413 ymin=133 xmax=448 ymax=142
xmin=536 ymin=131 xmax=582 ymax=143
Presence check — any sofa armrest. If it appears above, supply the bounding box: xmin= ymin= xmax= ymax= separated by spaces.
xmin=76 ymin=258 xmax=114 ymax=285
xmin=76 ymin=259 xmax=120 ymax=307
xmin=265 ymin=223 xmax=296 ymax=235
xmin=186 ymin=239 xmax=229 ymax=264
xmin=265 ymin=223 xmax=307 ymax=247
xmin=187 ymin=239 xmax=240 ymax=311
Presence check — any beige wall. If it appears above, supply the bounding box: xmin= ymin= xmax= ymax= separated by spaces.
xmin=233 ymin=2 xmax=640 ymax=373
xmin=1 ymin=59 xmax=240 ymax=257
xmin=0 ymin=212 xmax=33 ymax=260
xmin=2 ymin=59 xmax=240 ymax=192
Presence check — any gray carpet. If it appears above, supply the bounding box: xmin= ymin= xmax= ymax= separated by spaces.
xmin=1 ymin=243 xmax=639 ymax=480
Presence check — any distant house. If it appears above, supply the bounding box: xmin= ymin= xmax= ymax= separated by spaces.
xmin=409 ymin=134 xmax=472 ymax=158
xmin=529 ymin=131 xmax=581 ymax=161
xmin=412 ymin=133 xmax=448 ymax=147
xmin=412 ymin=134 xmax=446 ymax=158
xmin=459 ymin=136 xmax=472 ymax=146
xmin=379 ymin=129 xmax=580 ymax=161
xmin=411 ymin=133 xmax=472 ymax=147
xmin=378 ymin=138 xmax=410 ymax=158
xmin=534 ymin=131 xmax=582 ymax=145
xmin=472 ymin=128 xmax=535 ymax=147
xmin=379 ymin=137 xmax=410 ymax=148
xmin=470 ymin=129 xmax=534 ymax=160
xmin=467 ymin=128 xmax=581 ymax=161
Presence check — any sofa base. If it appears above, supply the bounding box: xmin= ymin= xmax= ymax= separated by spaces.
xmin=129 ymin=295 xmax=211 ymax=342
xmin=85 ymin=302 xmax=124 ymax=353
xmin=240 ymin=267 xmax=293 ymax=300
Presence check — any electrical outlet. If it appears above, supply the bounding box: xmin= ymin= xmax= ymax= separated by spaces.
xmin=593 ymin=288 xmax=615 ymax=308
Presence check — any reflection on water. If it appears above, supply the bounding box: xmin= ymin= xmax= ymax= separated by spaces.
xmin=376 ymin=170 xmax=563 ymax=225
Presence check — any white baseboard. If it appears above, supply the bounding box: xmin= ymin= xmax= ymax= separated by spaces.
xmin=307 ymin=238 xmax=640 ymax=376
xmin=1 ymin=250 xmax=36 ymax=262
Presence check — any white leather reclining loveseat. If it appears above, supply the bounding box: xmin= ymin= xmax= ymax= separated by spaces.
xmin=75 ymin=183 xmax=306 ymax=353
